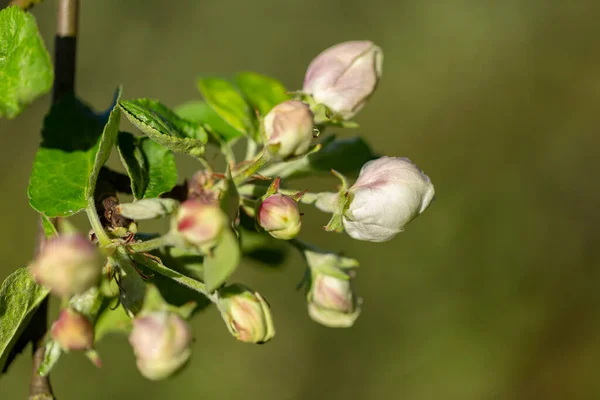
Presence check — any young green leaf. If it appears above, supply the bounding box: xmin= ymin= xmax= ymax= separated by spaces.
xmin=236 ymin=72 xmax=290 ymax=116
xmin=119 ymin=99 xmax=207 ymax=157
xmin=0 ymin=6 xmax=53 ymax=119
xmin=0 ymin=268 xmax=50 ymax=372
xmin=175 ymin=101 xmax=243 ymax=142
xmin=37 ymin=340 xmax=62 ymax=377
xmin=132 ymin=253 xmax=212 ymax=315
xmin=94 ymin=299 xmax=132 ymax=342
xmin=117 ymin=132 xmax=178 ymax=200
xmin=197 ymin=78 xmax=253 ymax=138
xmin=118 ymin=198 xmax=179 ymax=220
xmin=204 ymin=229 xmax=241 ymax=293
xmin=88 ymin=88 xmax=122 ymax=198
xmin=154 ymin=247 xmax=205 ymax=282
xmin=219 ymin=170 xmax=240 ymax=221
xmin=28 ymin=89 xmax=121 ymax=217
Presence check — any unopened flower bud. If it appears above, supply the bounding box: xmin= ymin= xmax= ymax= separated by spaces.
xmin=187 ymin=170 xmax=219 ymax=204
xmin=303 ymin=41 xmax=383 ymax=120
xmin=30 ymin=234 xmax=103 ymax=297
xmin=175 ymin=200 xmax=228 ymax=248
xmin=258 ymin=194 xmax=301 ymax=240
xmin=217 ymin=284 xmax=275 ymax=344
xmin=307 ymin=270 xmax=360 ymax=328
xmin=51 ymin=309 xmax=94 ymax=351
xmin=264 ymin=100 xmax=314 ymax=159
xmin=343 ymin=156 xmax=434 ymax=242
xmin=129 ymin=311 xmax=192 ymax=380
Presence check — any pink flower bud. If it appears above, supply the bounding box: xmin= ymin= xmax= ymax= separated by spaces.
xmin=257 ymin=194 xmax=301 ymax=240
xmin=343 ymin=157 xmax=435 ymax=242
xmin=264 ymin=100 xmax=314 ymax=159
xmin=175 ymin=200 xmax=228 ymax=248
xmin=312 ymin=274 xmax=353 ymax=313
xmin=51 ymin=309 xmax=94 ymax=351
xmin=129 ymin=311 xmax=192 ymax=380
xmin=30 ymin=234 xmax=103 ymax=297
xmin=217 ymin=284 xmax=275 ymax=344
xmin=303 ymin=41 xmax=383 ymax=120
xmin=307 ymin=270 xmax=360 ymax=328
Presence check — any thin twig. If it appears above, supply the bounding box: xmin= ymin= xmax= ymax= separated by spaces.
xmin=29 ymin=1 xmax=79 ymax=399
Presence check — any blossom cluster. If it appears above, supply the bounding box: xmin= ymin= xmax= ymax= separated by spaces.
xmin=28 ymin=40 xmax=434 ymax=381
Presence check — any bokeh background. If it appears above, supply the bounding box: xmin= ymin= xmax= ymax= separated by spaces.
xmin=2 ymin=0 xmax=600 ymax=399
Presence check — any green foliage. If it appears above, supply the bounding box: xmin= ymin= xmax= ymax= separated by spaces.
xmin=175 ymin=101 xmax=242 ymax=142
xmin=0 ymin=268 xmax=49 ymax=371
xmin=203 ymin=229 xmax=241 ymax=293
xmin=119 ymin=98 xmax=207 ymax=157
xmin=28 ymin=90 xmax=121 ymax=217
xmin=235 ymin=72 xmax=290 ymax=116
xmin=94 ymin=298 xmax=132 ymax=342
xmin=117 ymin=132 xmax=178 ymax=199
xmin=197 ymin=77 xmax=253 ymax=139
xmin=38 ymin=340 xmax=61 ymax=377
xmin=0 ymin=6 xmax=53 ymax=119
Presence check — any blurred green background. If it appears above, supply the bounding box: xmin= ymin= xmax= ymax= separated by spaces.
xmin=2 ymin=0 xmax=600 ymax=399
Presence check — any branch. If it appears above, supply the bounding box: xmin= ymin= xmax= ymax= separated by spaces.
xmin=29 ymin=1 xmax=79 ymax=399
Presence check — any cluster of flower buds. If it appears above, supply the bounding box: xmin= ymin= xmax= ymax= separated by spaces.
xmin=216 ymin=284 xmax=275 ymax=344
xmin=342 ymin=157 xmax=435 ymax=242
xmin=303 ymin=40 xmax=383 ymax=120
xmin=20 ymin=39 xmax=434 ymax=385
xmin=30 ymin=234 xmax=103 ymax=298
xmin=128 ymin=311 xmax=193 ymax=380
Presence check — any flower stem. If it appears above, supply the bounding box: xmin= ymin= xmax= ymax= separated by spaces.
xmin=128 ymin=234 xmax=175 ymax=253
xmin=238 ymin=184 xmax=320 ymax=204
xmin=233 ymin=151 xmax=270 ymax=185
xmin=132 ymin=253 xmax=218 ymax=303
xmin=86 ymin=197 xmax=111 ymax=247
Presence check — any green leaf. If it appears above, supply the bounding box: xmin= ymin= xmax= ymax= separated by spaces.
xmin=175 ymin=101 xmax=243 ymax=142
xmin=89 ymin=88 xmax=122 ymax=198
xmin=219 ymin=170 xmax=239 ymax=221
xmin=69 ymin=287 xmax=104 ymax=321
xmin=261 ymin=136 xmax=376 ymax=180
xmin=204 ymin=229 xmax=241 ymax=293
xmin=117 ymin=198 xmax=178 ymax=220
xmin=28 ymin=89 xmax=122 ymax=217
xmin=236 ymin=72 xmax=290 ymax=116
xmin=155 ymin=247 xmax=204 ymax=281
xmin=119 ymin=99 xmax=207 ymax=157
xmin=38 ymin=340 xmax=62 ymax=377
xmin=0 ymin=268 xmax=50 ymax=371
xmin=132 ymin=253 xmax=212 ymax=315
xmin=197 ymin=78 xmax=253 ymax=138
xmin=0 ymin=6 xmax=53 ymax=119
xmin=94 ymin=299 xmax=132 ymax=342
xmin=240 ymin=226 xmax=287 ymax=267
xmin=117 ymin=132 xmax=178 ymax=200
